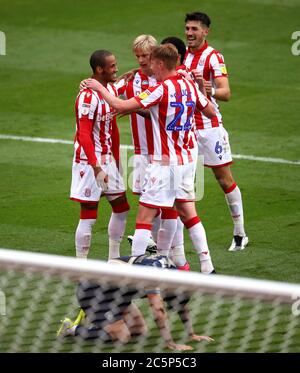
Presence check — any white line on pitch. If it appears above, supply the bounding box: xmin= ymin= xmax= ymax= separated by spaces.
xmin=0 ymin=134 xmax=299 ymax=166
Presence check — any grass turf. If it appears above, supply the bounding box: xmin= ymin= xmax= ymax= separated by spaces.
xmin=0 ymin=0 xmax=299 ymax=353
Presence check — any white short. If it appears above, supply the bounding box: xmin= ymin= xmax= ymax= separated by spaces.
xmin=131 ymin=154 xmax=151 ymax=194
xmin=139 ymin=162 xmax=196 ymax=208
xmin=70 ymin=158 xmax=125 ymax=203
xmin=196 ymin=126 xmax=233 ymax=167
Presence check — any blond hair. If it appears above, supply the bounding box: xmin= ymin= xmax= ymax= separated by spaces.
xmin=132 ymin=34 xmax=158 ymax=52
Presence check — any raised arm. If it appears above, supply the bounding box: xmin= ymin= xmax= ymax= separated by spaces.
xmin=116 ymin=68 xmax=139 ymax=84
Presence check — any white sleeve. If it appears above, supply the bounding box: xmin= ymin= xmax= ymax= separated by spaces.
xmin=137 ymin=84 xmax=164 ymax=108
xmin=210 ymin=52 xmax=228 ymax=78
xmin=77 ymin=90 xmax=98 ymax=119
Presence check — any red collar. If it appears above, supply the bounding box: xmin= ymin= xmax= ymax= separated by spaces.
xmin=162 ymin=73 xmax=182 ymax=82
xmin=176 ymin=64 xmax=187 ymax=71
xmin=188 ymin=40 xmax=208 ymax=55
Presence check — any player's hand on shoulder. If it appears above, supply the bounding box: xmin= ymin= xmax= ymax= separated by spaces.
xmin=177 ymin=69 xmax=190 ymax=80
xmin=79 ymin=78 xmax=102 ymax=92
xmin=117 ymin=68 xmax=139 ymax=84
xmin=79 ymin=79 xmax=89 ymax=90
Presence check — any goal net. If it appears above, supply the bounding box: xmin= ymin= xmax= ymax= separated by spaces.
xmin=0 ymin=248 xmax=299 ymax=353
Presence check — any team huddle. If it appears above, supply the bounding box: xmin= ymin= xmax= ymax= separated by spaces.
xmin=58 ymin=12 xmax=249 ymax=350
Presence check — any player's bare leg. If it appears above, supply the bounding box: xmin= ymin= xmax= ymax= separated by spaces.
xmin=104 ymin=319 xmax=131 ymax=343
xmin=123 ymin=303 xmax=148 ymax=337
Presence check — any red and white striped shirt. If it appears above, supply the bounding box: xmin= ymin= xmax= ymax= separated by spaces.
xmin=183 ymin=41 xmax=228 ymax=130
xmin=134 ymin=74 xmax=209 ymax=165
xmin=74 ymin=85 xmax=119 ymax=165
xmin=116 ymin=70 xmax=157 ymax=155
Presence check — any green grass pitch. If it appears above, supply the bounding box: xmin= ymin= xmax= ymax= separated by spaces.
xmin=0 ymin=0 xmax=299 ymax=352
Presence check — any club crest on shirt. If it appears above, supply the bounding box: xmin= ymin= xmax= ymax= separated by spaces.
xmin=84 ymin=188 xmax=91 ymax=197
xmin=150 ymin=177 xmax=156 ymax=185
xmin=199 ymin=57 xmax=206 ymax=66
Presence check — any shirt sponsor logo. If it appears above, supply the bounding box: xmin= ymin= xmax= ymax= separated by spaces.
xmin=98 ymin=112 xmax=115 ymax=122
xmin=81 ymin=103 xmax=90 ymax=115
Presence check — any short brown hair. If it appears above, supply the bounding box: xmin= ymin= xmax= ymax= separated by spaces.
xmin=151 ymin=44 xmax=178 ymax=70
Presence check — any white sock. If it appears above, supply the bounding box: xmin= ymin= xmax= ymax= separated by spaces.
xmin=170 ymin=218 xmax=187 ymax=266
xmin=75 ymin=219 xmax=96 ymax=259
xmin=108 ymin=211 xmax=129 ymax=260
xmin=151 ymin=212 xmax=161 ymax=243
xmin=225 ymin=185 xmax=246 ymax=237
xmin=157 ymin=218 xmax=178 ymax=256
xmin=108 ymin=239 xmax=121 ymax=260
xmin=170 ymin=245 xmax=187 ymax=267
xmin=172 ymin=217 xmax=184 ymax=247
xmin=131 ymin=224 xmax=152 ymax=256
xmin=187 ymin=221 xmax=214 ymax=274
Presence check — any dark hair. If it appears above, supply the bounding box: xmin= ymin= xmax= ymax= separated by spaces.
xmin=161 ymin=36 xmax=186 ymax=64
xmin=185 ymin=12 xmax=211 ymax=27
xmin=89 ymin=50 xmax=113 ymax=73
xmin=151 ymin=44 xmax=178 ymax=70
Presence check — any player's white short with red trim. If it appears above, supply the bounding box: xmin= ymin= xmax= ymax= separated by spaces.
xmin=139 ymin=162 xmax=196 ymax=208
xmin=131 ymin=154 xmax=151 ymax=194
xmin=196 ymin=126 xmax=233 ymax=167
xmin=70 ymin=159 xmax=125 ymax=203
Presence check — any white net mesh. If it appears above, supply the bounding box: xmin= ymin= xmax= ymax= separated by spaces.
xmin=0 ymin=248 xmax=299 ymax=353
